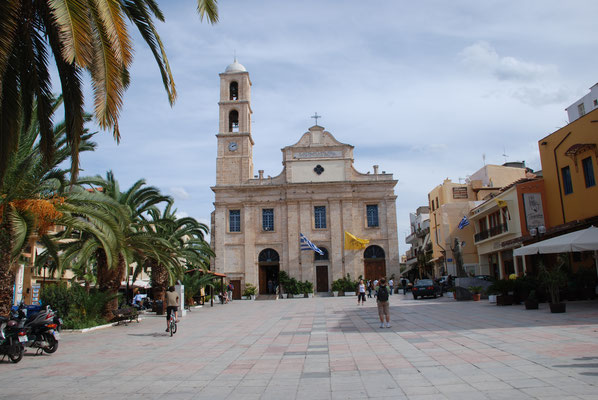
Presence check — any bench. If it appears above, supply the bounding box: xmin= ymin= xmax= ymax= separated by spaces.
xmin=112 ymin=307 xmax=139 ymax=325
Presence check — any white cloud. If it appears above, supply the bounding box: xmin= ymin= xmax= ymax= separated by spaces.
xmin=460 ymin=41 xmax=556 ymax=82
xmin=169 ymin=187 xmax=190 ymax=200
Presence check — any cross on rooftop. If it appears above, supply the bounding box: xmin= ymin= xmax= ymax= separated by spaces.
xmin=311 ymin=112 xmax=321 ymax=125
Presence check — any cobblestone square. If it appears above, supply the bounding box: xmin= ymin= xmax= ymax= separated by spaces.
xmin=1 ymin=295 xmax=597 ymax=399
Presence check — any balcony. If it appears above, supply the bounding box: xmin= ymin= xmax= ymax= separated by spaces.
xmin=474 ymin=223 xmax=508 ymax=243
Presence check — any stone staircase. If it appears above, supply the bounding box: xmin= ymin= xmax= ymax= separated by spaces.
xmin=255 ymin=294 xmax=278 ymax=301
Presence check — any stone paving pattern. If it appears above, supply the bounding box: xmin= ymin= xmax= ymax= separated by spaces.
xmin=1 ymin=294 xmax=598 ymax=399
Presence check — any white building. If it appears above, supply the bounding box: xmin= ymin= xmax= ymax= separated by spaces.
xmin=566 ymin=83 xmax=598 ymax=123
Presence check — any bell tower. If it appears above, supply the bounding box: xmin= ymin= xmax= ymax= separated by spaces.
xmin=216 ymin=60 xmax=254 ymax=185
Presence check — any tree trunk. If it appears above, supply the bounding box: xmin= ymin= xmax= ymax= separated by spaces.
xmin=0 ymin=218 xmax=15 ymax=316
xmin=150 ymin=260 xmax=168 ymax=314
xmin=97 ymin=250 xmax=126 ymax=320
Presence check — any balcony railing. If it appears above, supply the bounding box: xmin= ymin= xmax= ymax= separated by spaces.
xmin=474 ymin=223 xmax=508 ymax=243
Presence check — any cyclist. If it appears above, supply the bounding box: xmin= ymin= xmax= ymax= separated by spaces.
xmin=165 ymin=286 xmax=179 ymax=332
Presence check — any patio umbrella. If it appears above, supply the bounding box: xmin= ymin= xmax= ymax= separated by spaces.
xmin=513 ymin=226 xmax=598 ymax=277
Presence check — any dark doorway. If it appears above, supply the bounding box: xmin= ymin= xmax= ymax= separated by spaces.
xmin=316 ymin=266 xmax=329 ymax=292
xmin=258 ymin=248 xmax=280 ymax=295
xmin=364 ymin=245 xmax=386 ymax=281
xmin=231 ymin=279 xmax=241 ymax=300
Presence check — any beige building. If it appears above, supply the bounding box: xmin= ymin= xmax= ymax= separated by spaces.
xmin=428 ymin=163 xmax=531 ymax=277
xmin=210 ymin=61 xmax=399 ymax=295
xmin=470 ymin=178 xmax=547 ymax=278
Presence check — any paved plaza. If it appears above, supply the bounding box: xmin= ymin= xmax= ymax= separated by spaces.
xmin=1 ymin=294 xmax=598 ymax=399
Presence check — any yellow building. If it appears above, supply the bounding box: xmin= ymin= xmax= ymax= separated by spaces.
xmin=539 ymin=108 xmax=598 ymax=226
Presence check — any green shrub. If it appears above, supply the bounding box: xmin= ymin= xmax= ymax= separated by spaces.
xmin=486 ymin=279 xmax=514 ymax=296
xmin=40 ymin=283 xmax=112 ymax=329
xmin=302 ymin=280 xmax=314 ymax=294
xmin=243 ymin=283 xmax=257 ymax=297
xmin=331 ymin=279 xmax=343 ymax=292
xmin=331 ymin=274 xmax=358 ymax=292
xmin=468 ymin=286 xmax=483 ymax=294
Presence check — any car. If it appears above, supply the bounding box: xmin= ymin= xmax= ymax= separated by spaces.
xmin=412 ymin=279 xmax=442 ymax=299
xmin=474 ymin=275 xmax=493 ymax=281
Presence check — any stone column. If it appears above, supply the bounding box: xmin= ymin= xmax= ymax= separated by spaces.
xmin=330 ymin=200 xmax=343 ymax=280
xmin=243 ymin=204 xmax=257 ymax=288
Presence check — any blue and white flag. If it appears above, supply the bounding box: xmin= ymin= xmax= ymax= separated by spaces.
xmin=300 ymin=233 xmax=324 ymax=255
xmin=458 ymin=215 xmax=470 ymax=230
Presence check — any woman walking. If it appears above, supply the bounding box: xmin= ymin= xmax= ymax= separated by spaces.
xmin=358 ymin=279 xmax=367 ymax=305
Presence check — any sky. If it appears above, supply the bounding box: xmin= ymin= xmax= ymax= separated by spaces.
xmin=74 ymin=0 xmax=598 ymax=255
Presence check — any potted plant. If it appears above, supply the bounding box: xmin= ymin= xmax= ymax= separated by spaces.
xmin=331 ymin=279 xmax=343 ymax=297
xmin=243 ymin=283 xmax=257 ymax=300
xmin=469 ymin=286 xmax=483 ymax=301
xmin=524 ymin=290 xmax=539 ymax=310
xmin=343 ymin=274 xmax=357 ymax=296
xmin=447 ymin=287 xmax=456 ymax=299
xmin=487 ymin=279 xmax=514 ymax=306
xmin=302 ymin=280 xmax=314 ymax=298
xmin=539 ymin=258 xmax=568 ymax=313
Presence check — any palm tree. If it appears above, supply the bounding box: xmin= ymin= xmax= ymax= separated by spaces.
xmin=0 ymin=97 xmax=96 ymax=315
xmin=0 ymin=0 xmax=219 ymax=183
xmin=75 ymin=172 xmax=181 ymax=317
xmin=141 ymin=202 xmax=213 ymax=311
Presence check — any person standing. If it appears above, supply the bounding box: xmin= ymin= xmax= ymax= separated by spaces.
xmin=227 ymin=281 xmax=234 ymax=302
xmin=376 ymin=278 xmax=391 ymax=328
xmin=357 ymin=279 xmax=367 ymax=305
xmin=367 ymin=280 xmax=373 ymax=298
xmin=268 ymin=279 xmax=274 ymax=294
xmin=401 ymin=277 xmax=407 ymax=295
xmin=389 ymin=278 xmax=394 ymax=296
xmin=165 ymin=286 xmax=179 ymax=332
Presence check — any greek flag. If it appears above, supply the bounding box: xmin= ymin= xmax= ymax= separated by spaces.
xmin=300 ymin=233 xmax=324 ymax=255
xmin=458 ymin=215 xmax=470 ymax=230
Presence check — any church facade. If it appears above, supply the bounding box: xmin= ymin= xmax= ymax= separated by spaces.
xmin=211 ymin=61 xmax=399 ymax=295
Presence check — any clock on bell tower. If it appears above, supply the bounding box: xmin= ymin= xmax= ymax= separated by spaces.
xmin=215 ymin=59 xmax=254 ymax=185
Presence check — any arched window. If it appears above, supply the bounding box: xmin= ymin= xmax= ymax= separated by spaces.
xmin=314 ymin=247 xmax=329 ymax=261
xmin=229 ymin=81 xmax=238 ymax=100
xmin=229 ymin=110 xmax=239 ymax=132
xmin=259 ymin=248 xmax=280 ymax=263
xmin=364 ymin=245 xmax=385 ymax=259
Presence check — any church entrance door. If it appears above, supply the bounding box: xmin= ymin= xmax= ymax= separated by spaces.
xmin=364 ymin=245 xmax=386 ymax=281
xmin=259 ymin=266 xmax=279 ymax=295
xmin=258 ymin=249 xmax=280 ymax=295
xmin=316 ymin=266 xmax=329 ymax=292
xmin=364 ymin=260 xmax=386 ymax=281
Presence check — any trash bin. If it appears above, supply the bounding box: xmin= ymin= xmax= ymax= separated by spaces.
xmin=153 ymin=300 xmax=164 ymax=315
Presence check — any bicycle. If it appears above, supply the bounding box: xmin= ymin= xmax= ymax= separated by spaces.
xmin=168 ymin=310 xmax=177 ymax=336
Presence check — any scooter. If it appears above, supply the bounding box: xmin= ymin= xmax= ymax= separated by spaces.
xmin=0 ymin=316 xmax=27 ymax=363
xmin=13 ymin=304 xmax=60 ymax=355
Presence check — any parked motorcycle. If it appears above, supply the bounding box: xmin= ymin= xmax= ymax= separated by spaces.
xmin=13 ymin=304 xmax=60 ymax=355
xmin=0 ymin=316 xmax=27 ymax=363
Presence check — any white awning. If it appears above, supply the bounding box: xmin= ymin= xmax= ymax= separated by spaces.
xmin=513 ymin=226 xmax=598 ymax=255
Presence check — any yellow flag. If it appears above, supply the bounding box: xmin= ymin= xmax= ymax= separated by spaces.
xmin=495 ymin=199 xmax=507 ymax=207
xmin=344 ymin=231 xmax=369 ymax=250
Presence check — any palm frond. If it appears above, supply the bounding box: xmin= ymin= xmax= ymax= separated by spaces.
xmin=197 ymin=0 xmax=219 ymax=23
xmin=48 ymin=0 xmax=94 ymax=67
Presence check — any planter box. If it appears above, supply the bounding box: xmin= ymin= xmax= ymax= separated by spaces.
xmin=332 ymin=291 xmax=338 ymax=297
xmin=345 ymin=292 xmax=356 ymax=296
xmin=488 ymin=295 xmax=497 ymax=303
xmin=496 ymin=295 xmax=514 ymax=306
xmin=472 ymin=294 xmax=481 ymax=301
xmin=524 ymin=299 xmax=539 ymax=310
xmin=549 ymin=303 xmax=566 ymax=313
